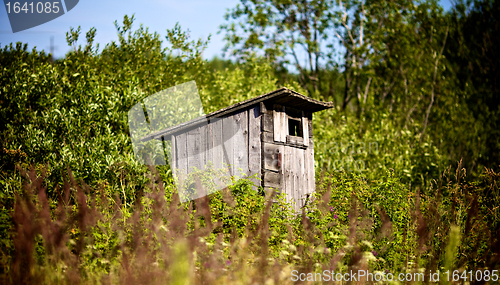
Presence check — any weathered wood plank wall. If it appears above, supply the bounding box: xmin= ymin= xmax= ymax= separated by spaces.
xmin=262 ymin=103 xmax=316 ymax=211
xmin=170 ymin=106 xmax=262 ymax=191
xmin=169 ymin=102 xmax=315 ymax=212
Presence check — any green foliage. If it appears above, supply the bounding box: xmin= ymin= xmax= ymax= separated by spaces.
xmin=313 ymin=107 xmax=446 ymax=188
xmin=442 ymin=0 xmax=500 ymax=171
xmin=200 ymin=55 xmax=280 ymax=113
xmin=1 ymin=0 xmax=500 ymax=282
xmin=221 ymin=0 xmax=500 ymax=178
xmin=220 ymin=0 xmax=331 ymax=96
xmin=305 ymin=170 xmax=416 ymax=271
xmin=2 ymin=164 xmax=498 ymax=283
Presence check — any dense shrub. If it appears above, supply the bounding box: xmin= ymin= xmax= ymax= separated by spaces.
xmin=1 ymin=10 xmax=499 ymax=284
xmin=1 ymin=163 xmax=498 ymax=284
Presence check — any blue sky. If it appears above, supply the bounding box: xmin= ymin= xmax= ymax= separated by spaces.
xmin=0 ymin=0 xmax=453 ymax=60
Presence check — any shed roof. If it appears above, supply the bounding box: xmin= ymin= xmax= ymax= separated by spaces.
xmin=141 ymin=87 xmax=333 ymax=142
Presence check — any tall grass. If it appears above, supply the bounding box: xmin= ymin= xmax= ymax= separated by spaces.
xmin=1 ymin=162 xmax=499 ymax=284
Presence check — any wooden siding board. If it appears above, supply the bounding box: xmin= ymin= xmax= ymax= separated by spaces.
xmin=273 ymin=104 xmax=286 ymax=142
xmin=186 ymin=127 xmax=201 ymax=172
xmin=206 ymin=122 xmax=214 ymax=170
xmin=262 ymin=113 xmax=273 ymax=133
xmin=248 ymin=105 xmax=261 ymax=188
xmin=292 ymin=147 xmax=299 ymax=211
xmin=176 ymin=132 xmax=188 ymax=188
xmin=291 ymin=146 xmax=297 ymax=209
xmin=199 ymin=124 xmax=208 ymax=170
xmin=222 ymin=115 xmax=235 ymax=176
xmin=209 ymin=118 xmax=231 ymax=189
xmin=298 ymin=147 xmax=305 ymax=208
xmin=283 ymin=145 xmax=293 ymax=206
xmin=286 ymin=135 xmax=305 ymax=146
xmin=283 ymin=107 xmax=288 ymax=143
xmin=306 ymin=139 xmax=315 ymax=195
xmin=304 ymin=143 xmax=310 ymax=198
xmin=170 ymin=134 xmax=177 ymax=170
xmin=263 ymin=170 xmax=280 ymax=188
xmin=302 ymin=111 xmax=309 ymax=146
xmin=176 ymin=132 xmax=187 ymax=173
xmin=261 ymin=131 xmax=273 ymax=143
xmin=263 ymin=143 xmax=282 ymax=172
xmin=170 ymin=134 xmax=178 ymax=187
xmin=211 ymin=119 xmax=223 ymax=171
xmin=307 ymin=113 xmax=313 ymax=138
xmin=232 ymin=110 xmax=249 ymax=178
xmin=272 ymin=106 xmax=280 ymax=141
xmin=281 ymin=145 xmax=306 ymax=211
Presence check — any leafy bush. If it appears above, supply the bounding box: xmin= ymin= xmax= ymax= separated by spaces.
xmin=1 ymin=8 xmax=500 ymax=284
xmin=1 ymin=162 xmax=498 ymax=284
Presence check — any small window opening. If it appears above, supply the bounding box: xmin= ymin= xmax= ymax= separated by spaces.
xmin=288 ymin=118 xmax=302 ymax=137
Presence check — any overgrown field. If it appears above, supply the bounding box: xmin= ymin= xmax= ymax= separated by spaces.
xmin=1 ymin=0 xmax=500 ymax=283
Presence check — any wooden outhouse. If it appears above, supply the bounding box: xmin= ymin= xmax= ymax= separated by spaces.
xmin=142 ymin=87 xmax=333 ymax=210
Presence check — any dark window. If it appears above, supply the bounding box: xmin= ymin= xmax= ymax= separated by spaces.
xmin=288 ymin=118 xmax=302 ymax=137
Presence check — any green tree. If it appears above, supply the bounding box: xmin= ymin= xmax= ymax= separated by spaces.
xmin=443 ymin=0 xmax=500 ymax=170
xmin=220 ymin=0 xmax=333 ymax=98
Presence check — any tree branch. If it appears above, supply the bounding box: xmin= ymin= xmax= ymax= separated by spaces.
xmin=420 ymin=26 xmax=449 ymax=143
